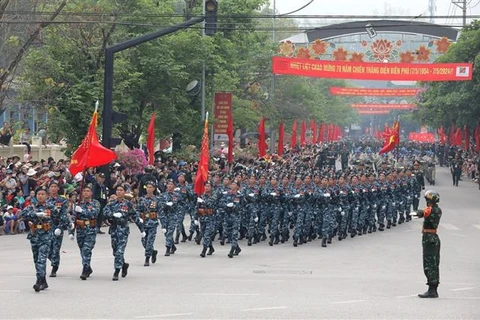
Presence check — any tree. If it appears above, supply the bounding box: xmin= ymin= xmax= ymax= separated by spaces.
xmin=0 ymin=0 xmax=67 ymax=113
xmin=417 ymin=20 xmax=480 ymax=128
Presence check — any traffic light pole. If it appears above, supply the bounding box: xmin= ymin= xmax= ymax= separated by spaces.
xmin=102 ymin=16 xmax=205 ymax=150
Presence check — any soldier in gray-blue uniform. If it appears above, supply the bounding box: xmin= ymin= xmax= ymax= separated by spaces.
xmin=349 ymin=175 xmax=362 ymax=238
xmin=265 ymin=176 xmax=284 ymax=246
xmin=243 ymin=175 xmax=260 ymax=246
xmin=174 ymin=173 xmax=191 ymax=244
xmin=291 ymin=176 xmax=306 ymax=247
xmin=336 ymin=175 xmax=351 ymax=241
xmin=46 ymin=181 xmax=70 ymax=278
xmin=221 ymin=180 xmax=244 ymax=258
xmin=22 ymin=186 xmax=53 ymax=292
xmin=368 ymin=173 xmax=379 ymax=233
xmin=137 ymin=181 xmax=161 ymax=266
xmin=72 ymin=184 xmax=100 ymax=280
xmin=104 ymin=184 xmax=145 ymax=281
xmin=196 ymin=181 xmax=218 ymax=257
xmin=377 ymin=173 xmax=388 ymax=231
xmin=405 ymin=167 xmax=416 ymax=222
xmin=303 ymin=174 xmax=317 ymax=242
xmin=312 ymin=174 xmax=324 ymax=242
xmin=159 ymin=179 xmax=180 ymax=256
xmin=280 ymin=175 xmax=293 ymax=243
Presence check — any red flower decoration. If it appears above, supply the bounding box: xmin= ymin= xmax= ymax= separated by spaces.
xmin=371 ymin=39 xmax=393 ymax=61
xmin=396 ymin=40 xmax=402 ymax=47
xmin=350 ymin=52 xmax=364 ymax=62
xmin=400 ymin=51 xmax=415 ymax=64
xmin=296 ymin=47 xmax=311 ymax=59
xmin=333 ymin=47 xmax=348 ymax=61
xmin=361 ymin=40 xmax=368 ymax=47
xmin=435 ymin=37 xmax=451 ymax=54
xmin=310 ymin=39 xmax=328 ymax=56
xmin=416 ymin=45 xmax=431 ymax=62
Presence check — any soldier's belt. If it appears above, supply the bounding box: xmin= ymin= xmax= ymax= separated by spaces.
xmin=76 ymin=219 xmax=96 ymax=228
xmin=197 ymin=208 xmax=213 ymax=216
xmin=422 ymin=228 xmax=437 ymax=234
xmin=141 ymin=212 xmax=158 ymax=220
xmin=30 ymin=223 xmax=51 ymax=232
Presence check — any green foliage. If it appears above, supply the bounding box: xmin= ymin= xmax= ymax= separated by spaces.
xmin=418 ymin=20 xmax=480 ymax=127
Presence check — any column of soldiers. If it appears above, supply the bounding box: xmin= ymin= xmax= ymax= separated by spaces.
xmin=21 ymin=143 xmax=427 ymax=293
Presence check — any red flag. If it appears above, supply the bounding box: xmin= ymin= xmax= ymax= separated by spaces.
xmin=454 ymin=128 xmax=462 ymax=146
xmin=449 ymin=125 xmax=455 ymax=144
xmin=301 ymin=120 xmax=306 ymax=146
xmin=227 ymin=114 xmax=234 ymax=163
xmin=328 ymin=124 xmax=334 ymax=141
xmin=277 ymin=122 xmax=284 ymax=156
xmin=147 ymin=113 xmax=156 ymax=165
xmin=475 ymin=124 xmax=480 ymax=152
xmin=465 ymin=125 xmax=470 ymax=150
xmin=438 ymin=126 xmax=446 ymax=144
xmin=379 ymin=121 xmax=400 ymax=154
xmin=69 ymin=110 xmax=117 ymax=176
xmin=291 ymin=120 xmax=297 ymax=150
xmin=258 ymin=117 xmax=267 ymax=157
xmin=194 ymin=116 xmax=209 ymax=195
xmin=310 ymin=120 xmax=317 ymax=145
xmin=317 ymin=123 xmax=324 ymax=143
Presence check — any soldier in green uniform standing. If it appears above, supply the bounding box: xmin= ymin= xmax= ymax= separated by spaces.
xmin=410 ymin=190 xmax=442 ymax=298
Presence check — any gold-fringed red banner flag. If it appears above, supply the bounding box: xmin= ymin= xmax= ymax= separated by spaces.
xmin=352 ymin=104 xmax=416 ymax=110
xmin=329 ymin=87 xmax=423 ymax=96
xmin=272 ymin=57 xmax=473 ymax=81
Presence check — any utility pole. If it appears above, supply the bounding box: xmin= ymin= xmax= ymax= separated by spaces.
xmin=428 ymin=0 xmax=436 ymax=23
xmin=452 ymin=0 xmax=467 ymax=26
xmin=270 ymin=0 xmax=276 ymax=155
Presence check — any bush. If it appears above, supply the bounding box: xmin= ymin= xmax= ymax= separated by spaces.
xmin=116 ymin=148 xmax=148 ymax=175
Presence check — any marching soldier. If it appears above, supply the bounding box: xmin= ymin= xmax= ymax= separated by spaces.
xmin=159 ymin=179 xmax=180 ymax=256
xmin=196 ymin=181 xmax=218 ymax=257
xmin=409 ymin=190 xmax=442 ymax=298
xmin=221 ymin=180 xmax=244 ymax=258
xmin=104 ymin=184 xmax=145 ymax=281
xmin=72 ymin=184 xmax=100 ymax=280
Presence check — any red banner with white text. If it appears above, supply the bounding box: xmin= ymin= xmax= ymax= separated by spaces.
xmin=409 ymin=132 xmax=435 ymax=142
xmin=357 ymin=110 xmax=390 ymax=115
xmin=272 ymin=57 xmax=473 ymax=81
xmin=213 ymin=92 xmax=233 ymax=142
xmin=352 ymin=104 xmax=416 ymax=110
xmin=330 ymin=87 xmax=423 ymax=96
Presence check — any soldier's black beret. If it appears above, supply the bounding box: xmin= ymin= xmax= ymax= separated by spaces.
xmin=35 ymin=186 xmax=48 ymax=195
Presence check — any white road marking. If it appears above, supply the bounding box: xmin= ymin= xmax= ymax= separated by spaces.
xmin=441 ymin=223 xmax=460 ymax=231
xmin=396 ymin=294 xmax=418 ymax=298
xmin=242 ymin=306 xmax=287 ymax=312
xmin=330 ymin=300 xmax=365 ymax=304
xmin=134 ymin=313 xmax=193 ymax=319
xmin=474 ymin=225 xmax=480 ymax=230
xmin=224 ymin=279 xmax=284 ymax=282
xmin=0 ymin=290 xmax=20 ymax=293
xmin=194 ymin=293 xmax=260 ymax=296
xmin=451 ymin=287 xmax=475 ymax=291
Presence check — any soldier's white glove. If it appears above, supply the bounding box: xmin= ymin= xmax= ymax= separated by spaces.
xmin=161 ymin=228 xmax=167 ymax=234
xmin=249 ymin=193 xmax=255 ymax=197
xmin=341 ymin=211 xmax=346 ymax=216
xmin=382 ymin=206 xmax=386 ymax=210
xmin=174 ymin=187 xmax=180 ymax=192
xmin=222 ymin=191 xmax=228 ymax=195
xmin=288 ymin=212 xmax=293 ymax=216
xmin=141 ymin=231 xmax=146 ymax=238
xmin=409 ymin=211 xmax=418 ymax=217
xmin=227 ymin=203 xmax=234 ymax=208
xmin=254 ymin=217 xmax=259 ymax=223
xmin=392 ymin=202 xmax=396 ymax=206
xmin=70 ymin=223 xmax=75 ymax=230
xmin=36 ymin=211 xmax=46 ymax=217
xmin=54 ymin=228 xmax=62 ymax=236
xmin=75 ymin=205 xmax=83 ymax=213
xmin=139 ymin=218 xmax=144 ymax=224
xmin=166 ymin=202 xmax=173 ymax=207
xmin=69 ymin=234 xmax=74 ymax=241
xmin=270 ymin=192 xmax=277 ymax=196
xmin=324 ymin=193 xmax=330 ymax=197
xmin=197 ymin=198 xmax=204 ymax=203
xmin=194 ymin=220 xmax=199 ymax=226
xmin=113 ymin=212 xmax=122 ymax=219
xmin=338 ymin=207 xmax=342 ymax=212
xmin=373 ymin=204 xmax=377 ymax=208
xmin=294 ymin=194 xmax=301 ymax=198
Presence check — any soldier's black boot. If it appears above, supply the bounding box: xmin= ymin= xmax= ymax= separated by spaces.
xmin=174 ymin=233 xmax=180 ymax=244
xmin=171 ymin=244 xmax=177 ymax=254
xmin=207 ymin=245 xmax=215 ymax=256
xmin=321 ymin=238 xmax=327 ymax=247
xmin=121 ymin=262 xmax=129 ymax=277
xmin=268 ymin=236 xmax=274 ymax=246
xmin=87 ymin=266 xmax=93 ymax=277
xmin=144 ymin=257 xmax=150 ymax=267
xmin=165 ymin=246 xmax=171 ymax=256
xmin=338 ymin=233 xmax=343 ymax=241
xmin=33 ymin=277 xmax=42 ymax=292
xmin=152 ymin=250 xmax=158 ymax=264
xmin=387 ymin=221 xmax=392 ymax=229
xmin=220 ymin=235 xmax=225 ymax=246
xmin=80 ymin=266 xmax=89 ymax=280
xmin=112 ymin=269 xmax=120 ymax=281
xmin=234 ymin=245 xmax=241 ymax=256
xmin=187 ymin=231 xmax=194 ymax=241
xmin=293 ymin=238 xmax=298 ymax=247
xmin=274 ymin=234 xmax=280 ymax=245
xmin=227 ymin=247 xmax=235 ymax=258
xmin=181 ymin=229 xmax=188 ymax=242
xmin=327 ymin=237 xmax=332 ymax=244
xmin=378 ymin=224 xmax=385 ymax=231
xmin=41 ymin=276 xmax=48 ymax=289
xmin=351 ymin=229 xmax=357 ymax=238
xmin=260 ymin=232 xmax=267 ymax=241
xmin=200 ymin=246 xmax=207 ymax=258
xmin=50 ymin=265 xmax=58 ymax=277
xmin=418 ymin=285 xmax=438 ymax=298
xmin=247 ymin=237 xmax=252 ymax=246
xmin=357 ymin=228 xmax=363 ymax=236
xmin=194 ymin=232 xmax=202 ymax=245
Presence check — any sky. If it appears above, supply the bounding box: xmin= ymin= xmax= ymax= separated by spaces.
xmin=272 ymin=0 xmax=480 ymax=26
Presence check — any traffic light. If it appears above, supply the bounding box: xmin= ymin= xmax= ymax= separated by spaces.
xmin=205 ymin=0 xmax=218 ymax=36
